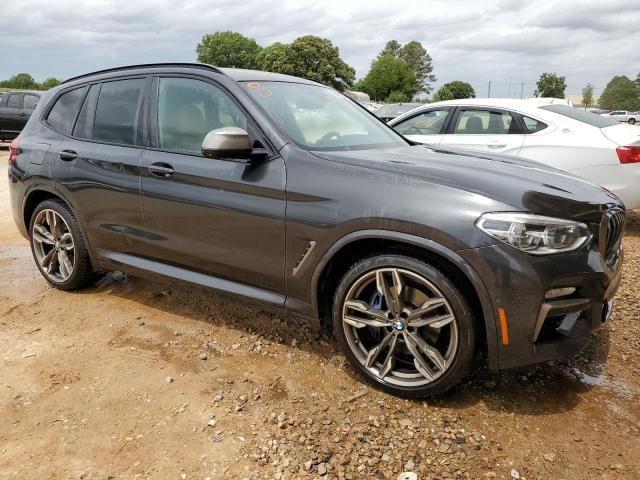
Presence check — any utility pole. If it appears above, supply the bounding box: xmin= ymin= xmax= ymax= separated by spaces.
xmin=487 ymin=81 xmax=491 ymax=98
xmin=520 ymin=82 xmax=524 ymax=99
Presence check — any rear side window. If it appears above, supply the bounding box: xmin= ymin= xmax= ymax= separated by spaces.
xmin=46 ymin=87 xmax=87 ymax=134
xmin=93 ymin=78 xmax=145 ymax=145
xmin=540 ymin=105 xmax=619 ymax=128
xmin=521 ymin=115 xmax=547 ymax=133
xmin=453 ymin=109 xmax=521 ymax=134
xmin=24 ymin=94 xmax=39 ymax=110
xmin=73 ymin=84 xmax=100 ymax=139
xmin=7 ymin=94 xmax=22 ymax=109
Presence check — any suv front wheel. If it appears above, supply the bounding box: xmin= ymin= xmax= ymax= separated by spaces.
xmin=332 ymin=254 xmax=476 ymax=398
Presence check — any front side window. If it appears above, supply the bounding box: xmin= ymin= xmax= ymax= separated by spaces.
xmin=7 ymin=94 xmax=22 ymax=109
xmin=243 ymin=81 xmax=407 ymax=151
xmin=393 ymin=109 xmax=450 ymax=136
xmin=46 ymin=87 xmax=87 ymax=134
xmin=24 ymin=94 xmax=39 ymax=110
xmin=93 ymin=78 xmax=145 ymax=145
xmin=157 ymin=77 xmax=248 ymax=154
xmin=453 ymin=109 xmax=520 ymax=135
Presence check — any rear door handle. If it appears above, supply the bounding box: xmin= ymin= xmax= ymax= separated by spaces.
xmin=20 ymin=112 xmax=28 ymax=116
xmin=59 ymin=150 xmax=77 ymax=161
xmin=487 ymin=141 xmax=507 ymax=148
xmin=148 ymin=162 xmax=174 ymax=178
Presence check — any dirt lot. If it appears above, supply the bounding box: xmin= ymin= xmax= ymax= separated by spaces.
xmin=0 ymin=149 xmax=638 ymax=480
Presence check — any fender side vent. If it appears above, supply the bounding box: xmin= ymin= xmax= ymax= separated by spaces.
xmin=292 ymin=241 xmax=316 ymax=276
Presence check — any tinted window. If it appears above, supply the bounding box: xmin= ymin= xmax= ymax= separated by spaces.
xmin=7 ymin=94 xmax=22 ymax=109
xmin=540 ymin=105 xmax=619 ymax=128
xmin=94 ymin=78 xmax=145 ymax=145
xmin=453 ymin=109 xmax=520 ymax=134
xmin=521 ymin=115 xmax=547 ymax=133
xmin=24 ymin=94 xmax=39 ymax=110
xmin=73 ymin=84 xmax=100 ymax=139
xmin=394 ymin=109 xmax=450 ymax=135
xmin=46 ymin=87 xmax=86 ymax=134
xmin=158 ymin=77 xmax=248 ymax=154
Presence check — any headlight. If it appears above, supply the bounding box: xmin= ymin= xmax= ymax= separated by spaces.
xmin=475 ymin=212 xmax=591 ymax=255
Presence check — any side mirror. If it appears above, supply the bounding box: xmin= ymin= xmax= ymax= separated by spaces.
xmin=201 ymin=127 xmax=251 ymax=160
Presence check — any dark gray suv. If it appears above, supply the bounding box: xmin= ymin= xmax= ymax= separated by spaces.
xmin=8 ymin=63 xmax=625 ymax=397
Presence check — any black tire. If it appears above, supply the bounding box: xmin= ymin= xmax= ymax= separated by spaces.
xmin=629 ymin=118 xmax=636 ymax=125
xmin=29 ymin=199 xmax=93 ymax=290
xmin=332 ymin=254 xmax=476 ymax=398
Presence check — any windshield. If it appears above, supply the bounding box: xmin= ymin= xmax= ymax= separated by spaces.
xmin=540 ymin=105 xmax=620 ymax=128
xmin=242 ymin=81 xmax=407 ymax=151
xmin=376 ymin=104 xmax=421 ymax=118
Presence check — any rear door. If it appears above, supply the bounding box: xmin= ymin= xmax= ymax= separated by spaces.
xmin=390 ymin=107 xmax=452 ymax=145
xmin=50 ymin=78 xmax=149 ymax=257
xmin=439 ymin=107 xmax=526 ymax=155
xmin=140 ymin=75 xmax=286 ymax=295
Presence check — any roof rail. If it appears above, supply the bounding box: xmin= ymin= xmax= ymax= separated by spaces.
xmin=62 ymin=63 xmax=223 ymax=85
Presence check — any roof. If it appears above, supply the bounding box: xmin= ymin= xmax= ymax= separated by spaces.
xmin=62 ymin=62 xmax=322 ymax=87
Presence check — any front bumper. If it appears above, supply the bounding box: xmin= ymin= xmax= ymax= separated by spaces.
xmin=460 ymin=241 xmax=623 ymax=370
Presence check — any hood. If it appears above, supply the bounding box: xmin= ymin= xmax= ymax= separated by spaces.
xmin=312 ymin=145 xmax=622 ymax=222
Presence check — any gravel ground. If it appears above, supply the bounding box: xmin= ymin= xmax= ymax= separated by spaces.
xmin=0 ymin=150 xmax=638 ymax=479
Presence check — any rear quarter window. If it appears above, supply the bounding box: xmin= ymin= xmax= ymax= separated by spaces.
xmin=46 ymin=87 xmax=87 ymax=134
xmin=521 ymin=115 xmax=547 ymax=133
xmin=540 ymin=105 xmax=619 ymax=128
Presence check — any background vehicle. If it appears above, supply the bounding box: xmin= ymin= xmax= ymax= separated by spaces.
xmin=601 ymin=110 xmax=638 ymax=125
xmin=0 ymin=90 xmax=41 ymax=141
xmin=375 ymin=103 xmax=421 ymax=122
xmin=8 ymin=64 xmax=624 ymax=398
xmin=389 ymin=98 xmax=640 ymax=209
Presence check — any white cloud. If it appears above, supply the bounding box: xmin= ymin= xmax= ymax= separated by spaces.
xmin=2 ymin=0 xmax=639 ymax=98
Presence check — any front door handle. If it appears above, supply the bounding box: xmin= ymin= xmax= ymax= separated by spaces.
xmin=148 ymin=162 xmax=174 ymax=178
xmin=487 ymin=141 xmax=507 ymax=148
xmin=59 ymin=150 xmax=77 ymax=161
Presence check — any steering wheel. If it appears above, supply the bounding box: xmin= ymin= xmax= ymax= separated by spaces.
xmin=317 ymin=131 xmax=341 ymax=145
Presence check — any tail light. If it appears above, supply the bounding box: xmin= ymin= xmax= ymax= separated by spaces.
xmin=616 ymin=146 xmax=640 ymax=164
xmin=8 ymin=138 xmax=19 ymax=166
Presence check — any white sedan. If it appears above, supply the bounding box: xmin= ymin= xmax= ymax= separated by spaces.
xmin=388 ymin=98 xmax=640 ymax=209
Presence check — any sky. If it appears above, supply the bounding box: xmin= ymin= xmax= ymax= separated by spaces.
xmin=2 ymin=0 xmax=640 ymax=98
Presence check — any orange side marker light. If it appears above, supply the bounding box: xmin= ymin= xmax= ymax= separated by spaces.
xmin=498 ymin=308 xmax=510 ymax=346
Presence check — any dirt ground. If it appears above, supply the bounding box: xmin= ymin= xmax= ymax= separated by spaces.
xmin=0 ymin=148 xmax=638 ymax=480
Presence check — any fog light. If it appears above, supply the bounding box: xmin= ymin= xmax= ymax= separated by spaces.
xmin=545 ymin=287 xmax=576 ymax=299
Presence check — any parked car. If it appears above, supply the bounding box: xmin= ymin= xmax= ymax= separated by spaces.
xmin=389 ymin=98 xmax=640 ymax=209
xmin=0 ymin=90 xmax=41 ymax=142
xmin=601 ymin=110 xmax=638 ymax=125
xmin=375 ymin=103 xmax=422 ymax=122
xmin=8 ymin=64 xmax=624 ymax=398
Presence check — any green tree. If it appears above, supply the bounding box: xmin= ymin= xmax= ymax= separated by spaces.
xmin=398 ymin=41 xmax=436 ymax=94
xmin=255 ymin=36 xmax=355 ymax=90
xmin=386 ymin=90 xmax=411 ymax=102
xmin=40 ymin=77 xmax=62 ymax=90
xmin=439 ymin=81 xmax=475 ymax=99
xmin=0 ymin=73 xmax=39 ymax=89
xmin=357 ymin=54 xmax=418 ymax=101
xmin=432 ymin=85 xmax=454 ymax=102
xmin=196 ymin=31 xmax=262 ymax=69
xmin=255 ymin=42 xmax=287 ymax=71
xmin=380 ymin=40 xmax=402 ymax=57
xmin=599 ymin=75 xmax=640 ymax=111
xmin=582 ymin=83 xmax=594 ymax=109
xmin=375 ymin=40 xmax=436 ymax=94
xmin=534 ymin=72 xmax=566 ymax=98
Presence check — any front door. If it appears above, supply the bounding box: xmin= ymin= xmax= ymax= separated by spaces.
xmin=140 ymin=76 xmax=286 ymax=295
xmin=439 ymin=107 xmax=525 ymax=156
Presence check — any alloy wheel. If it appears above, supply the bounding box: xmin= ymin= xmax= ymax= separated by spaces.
xmin=342 ymin=268 xmax=459 ymax=387
xmin=32 ymin=209 xmax=76 ymax=282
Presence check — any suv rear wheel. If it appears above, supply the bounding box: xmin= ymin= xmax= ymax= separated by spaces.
xmin=332 ymin=254 xmax=475 ymax=398
xmin=29 ymin=199 xmax=93 ymax=290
